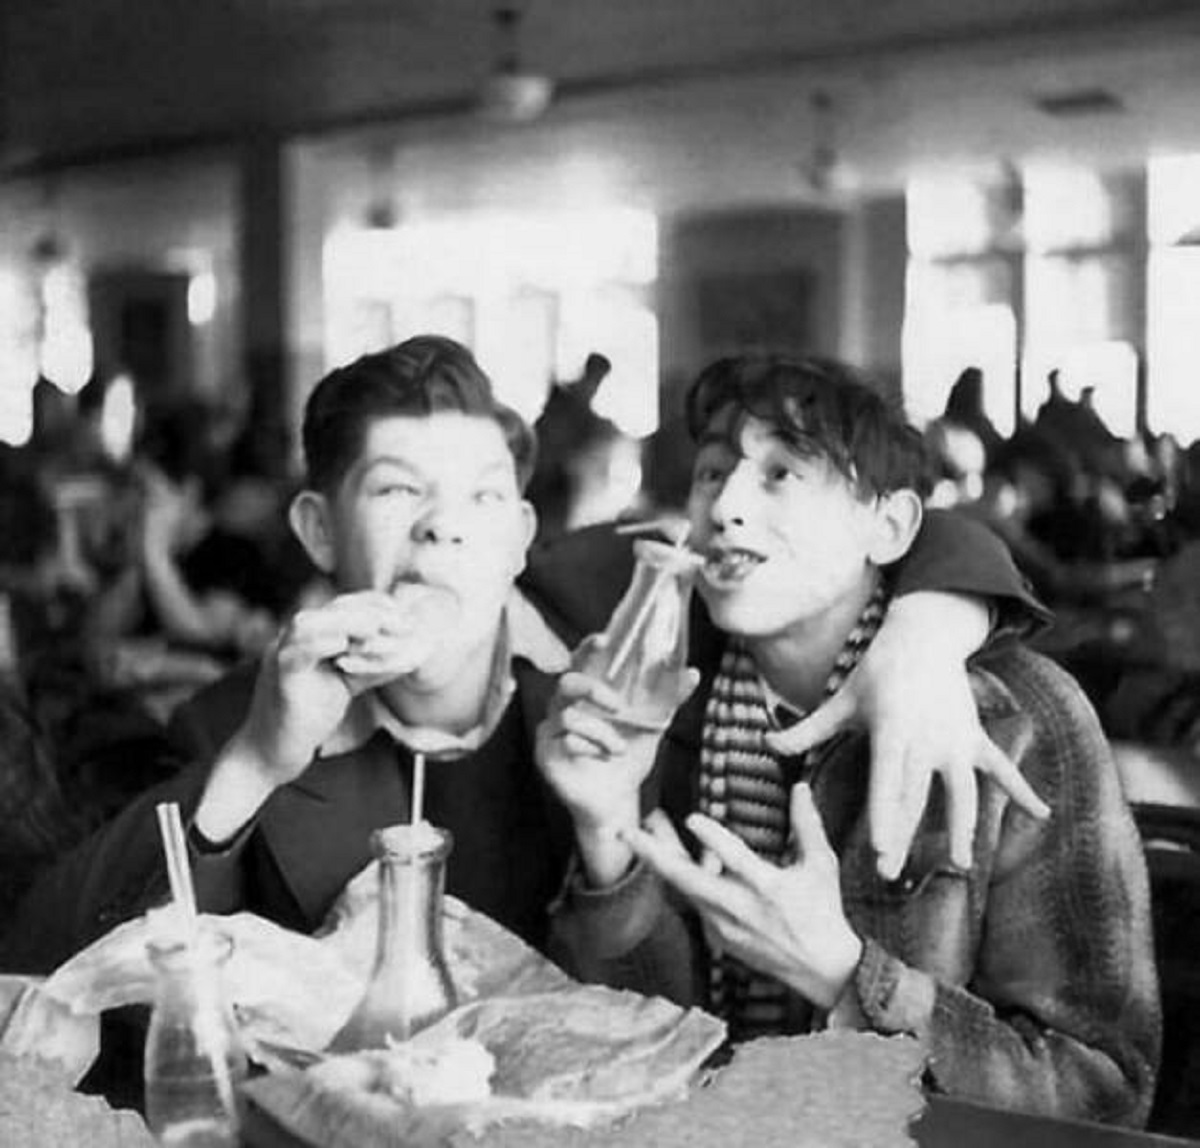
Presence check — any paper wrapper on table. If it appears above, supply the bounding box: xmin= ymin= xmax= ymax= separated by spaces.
xmin=0 ymin=1052 xmax=155 ymax=1148
xmin=37 ymin=862 xmax=571 ymax=1062
xmin=243 ymin=1029 xmax=925 ymax=1148
xmin=242 ymin=983 xmax=728 ymax=1147
xmin=316 ymin=861 xmax=573 ymax=1000
xmin=0 ymin=973 xmax=98 ymax=1085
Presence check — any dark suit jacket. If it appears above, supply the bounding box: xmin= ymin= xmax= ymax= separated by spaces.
xmin=0 ymin=657 xmax=569 ymax=972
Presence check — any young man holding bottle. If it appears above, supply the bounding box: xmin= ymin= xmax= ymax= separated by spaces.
xmin=539 ymin=354 xmax=1159 ymax=1126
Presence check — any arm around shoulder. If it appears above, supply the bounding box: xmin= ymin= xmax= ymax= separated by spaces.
xmin=895 ymin=509 xmax=1051 ymax=639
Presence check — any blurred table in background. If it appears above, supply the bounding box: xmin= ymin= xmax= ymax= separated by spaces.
xmin=1112 ymin=741 xmax=1200 ymax=810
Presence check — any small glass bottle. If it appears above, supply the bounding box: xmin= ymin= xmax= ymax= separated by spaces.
xmin=575 ymin=537 xmax=702 ymax=731
xmin=330 ymin=823 xmax=457 ymax=1051
xmin=143 ymin=928 xmax=248 ymax=1148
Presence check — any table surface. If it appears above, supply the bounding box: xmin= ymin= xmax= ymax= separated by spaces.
xmin=240 ymin=1090 xmax=1200 ymax=1148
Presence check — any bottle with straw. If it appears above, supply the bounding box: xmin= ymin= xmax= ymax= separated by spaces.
xmin=574 ymin=529 xmax=702 ymax=733
xmin=144 ymin=802 xmax=248 ymax=1148
xmin=330 ymin=739 xmax=458 ymax=1053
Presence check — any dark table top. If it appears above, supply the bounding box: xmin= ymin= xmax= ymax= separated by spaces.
xmin=916 ymin=1096 xmax=1199 ymax=1148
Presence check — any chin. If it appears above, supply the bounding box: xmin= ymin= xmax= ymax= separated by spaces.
xmin=702 ymin=585 xmax=821 ymax=643
xmin=702 ymin=595 xmax=774 ymax=639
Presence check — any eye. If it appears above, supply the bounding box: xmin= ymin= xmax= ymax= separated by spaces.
xmin=693 ymin=459 xmax=729 ymax=486
xmin=473 ymin=487 xmax=507 ymax=505
xmin=374 ymin=481 xmax=422 ymax=499
xmin=766 ymin=462 xmax=795 ymax=484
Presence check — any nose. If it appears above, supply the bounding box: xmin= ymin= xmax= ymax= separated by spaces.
xmin=411 ymin=497 xmax=466 ymax=546
xmin=708 ymin=462 xmax=752 ymax=530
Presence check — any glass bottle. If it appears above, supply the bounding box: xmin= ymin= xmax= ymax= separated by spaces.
xmin=143 ymin=928 xmax=248 ymax=1148
xmin=575 ymin=537 xmax=702 ymax=731
xmin=330 ymin=823 xmax=457 ymax=1051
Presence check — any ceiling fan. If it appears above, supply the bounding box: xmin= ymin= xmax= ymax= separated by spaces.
xmin=477 ymin=3 xmax=555 ymax=124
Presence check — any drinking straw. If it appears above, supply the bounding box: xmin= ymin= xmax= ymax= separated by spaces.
xmin=155 ymin=801 xmax=239 ymax=1122
xmin=615 ymin=517 xmax=691 ymax=543
xmin=155 ymin=801 xmax=198 ymax=934
xmin=398 ymin=753 xmax=428 ymax=1038
xmin=411 ymin=752 xmax=426 ymax=827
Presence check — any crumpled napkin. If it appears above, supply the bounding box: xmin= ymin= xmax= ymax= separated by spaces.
xmin=0 ymin=1052 xmax=155 ymax=1148
xmin=41 ymin=908 xmax=361 ymax=1058
xmin=0 ymin=974 xmax=99 ymax=1085
xmin=35 ymin=862 xmax=571 ymax=1067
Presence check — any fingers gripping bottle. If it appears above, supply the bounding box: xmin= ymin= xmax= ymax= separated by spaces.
xmin=574 ymin=537 xmax=703 ymax=732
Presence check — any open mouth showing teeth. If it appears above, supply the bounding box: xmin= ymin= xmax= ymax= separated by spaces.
xmin=705 ymin=549 xmax=766 ymax=581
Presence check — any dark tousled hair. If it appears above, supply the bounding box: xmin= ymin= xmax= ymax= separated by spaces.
xmin=301 ymin=335 xmax=536 ymax=493
xmin=685 ymin=354 xmax=930 ymax=499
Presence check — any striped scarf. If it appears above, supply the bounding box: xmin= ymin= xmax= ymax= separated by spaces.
xmin=697 ymin=581 xmax=888 ymax=1041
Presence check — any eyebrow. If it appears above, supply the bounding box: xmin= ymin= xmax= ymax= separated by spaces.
xmin=358 ymin=456 xmax=421 ymax=477
xmin=360 ymin=456 xmax=515 ymax=480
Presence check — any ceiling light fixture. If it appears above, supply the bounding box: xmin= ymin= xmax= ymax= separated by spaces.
xmin=799 ymin=90 xmax=856 ymax=199
xmin=478 ymin=3 xmax=554 ymax=125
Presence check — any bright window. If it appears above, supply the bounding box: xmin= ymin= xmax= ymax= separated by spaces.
xmin=1148 ymin=155 xmax=1200 ymax=442
xmin=902 ymin=256 xmax=1017 ymax=434
xmin=0 ymin=265 xmax=43 ymax=447
xmin=1148 ymin=246 xmax=1200 ymax=440
xmin=323 ymin=209 xmax=659 ymax=433
xmin=907 ymin=175 xmax=997 ymax=258
xmin=1023 ymin=166 xmax=1116 ymax=252
xmin=1023 ymin=251 xmax=1137 ymax=421
xmin=1148 ymin=154 xmax=1200 ymax=246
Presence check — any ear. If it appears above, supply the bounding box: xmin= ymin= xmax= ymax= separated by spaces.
xmin=510 ymin=500 xmax=538 ymax=577
xmin=288 ymin=489 xmax=337 ymax=575
xmin=866 ymin=488 xmax=923 ymax=566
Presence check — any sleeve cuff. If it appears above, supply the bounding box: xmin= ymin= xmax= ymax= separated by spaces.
xmin=845 ymin=938 xmax=937 ymax=1036
xmin=550 ymin=854 xmax=670 ymax=960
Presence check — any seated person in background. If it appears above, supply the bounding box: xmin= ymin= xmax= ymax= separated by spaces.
xmin=540 ymin=354 xmax=1159 ymax=1127
xmin=89 ymin=399 xmax=307 ymax=665
xmin=131 ymin=460 xmax=279 ymax=657
xmin=526 ymin=352 xmax=616 ymax=540
xmin=4 ymin=337 xmax=1043 ymax=978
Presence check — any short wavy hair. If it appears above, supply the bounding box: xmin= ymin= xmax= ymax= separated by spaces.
xmin=685 ymin=353 xmax=930 ymax=499
xmin=301 ymin=335 xmax=536 ymax=494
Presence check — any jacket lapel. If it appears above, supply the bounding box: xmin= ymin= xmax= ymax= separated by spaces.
xmin=258 ymin=732 xmax=409 ymax=929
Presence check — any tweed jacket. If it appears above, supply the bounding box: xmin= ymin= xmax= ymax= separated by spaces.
xmin=550 ymin=643 xmax=1161 ymax=1128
